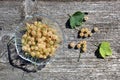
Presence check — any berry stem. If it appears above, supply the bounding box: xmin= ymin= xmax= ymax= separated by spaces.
xmin=77 ymin=49 xmax=82 ymax=62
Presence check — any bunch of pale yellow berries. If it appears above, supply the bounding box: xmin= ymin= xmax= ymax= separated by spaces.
xmin=79 ymin=28 xmax=92 ymax=37
xmin=69 ymin=26 xmax=99 ymax=52
xmin=79 ymin=27 xmax=99 ymax=38
xmin=21 ymin=21 xmax=60 ymax=59
xmin=69 ymin=41 xmax=87 ymax=52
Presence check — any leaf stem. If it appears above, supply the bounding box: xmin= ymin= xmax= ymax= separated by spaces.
xmin=94 ymin=44 xmax=98 ymax=47
xmin=91 ymin=42 xmax=99 ymax=47
xmin=67 ymin=14 xmax=71 ymax=17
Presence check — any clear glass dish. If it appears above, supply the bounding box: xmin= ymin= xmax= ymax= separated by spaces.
xmin=14 ymin=14 xmax=64 ymax=66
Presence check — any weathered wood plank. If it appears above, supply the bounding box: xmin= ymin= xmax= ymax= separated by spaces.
xmin=0 ymin=1 xmax=24 ymax=32
xmin=34 ymin=1 xmax=120 ymax=80
xmin=0 ymin=1 xmax=24 ymax=80
xmin=0 ymin=0 xmax=120 ymax=80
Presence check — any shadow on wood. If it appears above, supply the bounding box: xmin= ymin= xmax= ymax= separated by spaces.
xmin=7 ymin=41 xmax=46 ymax=73
xmin=94 ymin=46 xmax=103 ymax=59
xmin=65 ymin=18 xmax=71 ymax=29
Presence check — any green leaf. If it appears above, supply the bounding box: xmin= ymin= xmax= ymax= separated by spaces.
xmin=99 ymin=42 xmax=112 ymax=58
xmin=70 ymin=11 xmax=85 ymax=29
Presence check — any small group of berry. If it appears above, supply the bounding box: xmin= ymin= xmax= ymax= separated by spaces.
xmin=69 ymin=41 xmax=87 ymax=52
xmin=69 ymin=27 xmax=99 ymax=52
xmin=79 ymin=27 xmax=99 ymax=38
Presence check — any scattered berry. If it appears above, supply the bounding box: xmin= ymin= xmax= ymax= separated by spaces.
xmin=89 ymin=33 xmax=92 ymax=37
xmin=84 ymin=16 xmax=89 ymax=21
xmin=69 ymin=42 xmax=75 ymax=48
xmin=81 ymin=28 xmax=85 ymax=33
xmin=82 ymin=47 xmax=87 ymax=52
xmin=93 ymin=27 xmax=99 ymax=32
xmin=87 ymin=31 xmax=91 ymax=34
xmin=84 ymin=28 xmax=89 ymax=32
xmin=76 ymin=44 xmax=81 ymax=49
xmin=82 ymin=41 xmax=87 ymax=44
xmin=83 ymin=44 xmax=87 ymax=48
xmin=79 ymin=33 xmax=84 ymax=37
xmin=84 ymin=33 xmax=88 ymax=37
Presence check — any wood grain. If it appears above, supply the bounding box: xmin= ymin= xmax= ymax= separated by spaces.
xmin=0 ymin=0 xmax=120 ymax=80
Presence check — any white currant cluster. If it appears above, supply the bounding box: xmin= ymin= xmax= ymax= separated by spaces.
xmin=69 ymin=27 xmax=99 ymax=52
xmin=21 ymin=21 xmax=60 ymax=59
xmin=69 ymin=41 xmax=87 ymax=52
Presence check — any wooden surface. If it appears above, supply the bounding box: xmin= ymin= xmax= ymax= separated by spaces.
xmin=0 ymin=0 xmax=120 ymax=80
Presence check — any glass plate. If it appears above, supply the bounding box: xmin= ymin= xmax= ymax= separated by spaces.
xmin=14 ymin=14 xmax=64 ymax=66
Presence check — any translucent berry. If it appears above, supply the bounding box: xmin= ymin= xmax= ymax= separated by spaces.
xmin=82 ymin=48 xmax=87 ymax=52
xmin=83 ymin=44 xmax=87 ymax=48
xmin=84 ymin=28 xmax=89 ymax=32
xmin=31 ymin=52 xmax=36 ymax=57
xmin=93 ymin=27 xmax=99 ymax=32
xmin=80 ymin=28 xmax=85 ymax=33
xmin=84 ymin=16 xmax=89 ymax=20
xmin=84 ymin=33 xmax=88 ymax=37
xmin=89 ymin=33 xmax=92 ymax=37
xmin=82 ymin=40 xmax=87 ymax=44
xmin=77 ymin=44 xmax=81 ymax=49
xmin=79 ymin=33 xmax=84 ymax=37
xmin=69 ymin=42 xmax=75 ymax=48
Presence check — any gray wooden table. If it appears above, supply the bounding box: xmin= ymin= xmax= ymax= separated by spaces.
xmin=0 ymin=0 xmax=120 ymax=80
